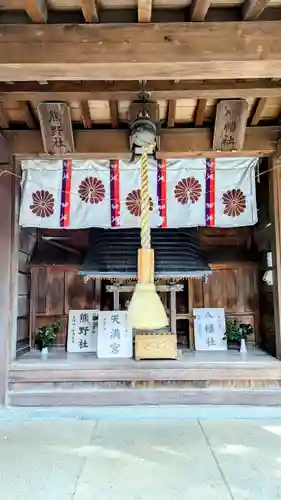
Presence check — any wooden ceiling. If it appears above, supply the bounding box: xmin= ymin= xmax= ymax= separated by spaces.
xmin=1 ymin=0 xmax=281 ymax=22
xmin=1 ymin=81 xmax=281 ymax=133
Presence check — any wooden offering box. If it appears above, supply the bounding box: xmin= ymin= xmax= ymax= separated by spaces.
xmin=135 ymin=333 xmax=177 ymax=360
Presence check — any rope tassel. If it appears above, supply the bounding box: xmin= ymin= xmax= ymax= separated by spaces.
xmin=127 ymin=146 xmax=169 ymax=331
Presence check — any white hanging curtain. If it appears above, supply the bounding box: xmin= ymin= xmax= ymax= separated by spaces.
xmin=19 ymin=157 xmax=258 ymax=229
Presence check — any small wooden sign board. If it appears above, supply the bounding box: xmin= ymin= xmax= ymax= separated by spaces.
xmin=37 ymin=102 xmax=75 ymax=156
xmin=97 ymin=311 xmax=133 ymax=358
xmin=67 ymin=309 xmax=98 ymax=353
xmin=213 ymin=99 xmax=248 ymax=152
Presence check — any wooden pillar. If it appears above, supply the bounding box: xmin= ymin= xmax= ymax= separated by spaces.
xmin=29 ymin=268 xmax=38 ymax=349
xmin=270 ymin=154 xmax=281 ymax=359
xmin=113 ymin=289 xmax=119 ymax=310
xmin=0 ymin=137 xmax=14 ymax=405
xmin=188 ymin=279 xmax=195 ymax=350
xmin=95 ymin=278 xmax=101 ymax=310
xmin=9 ymin=171 xmax=19 ymax=360
xmin=170 ymin=289 xmax=177 ymax=335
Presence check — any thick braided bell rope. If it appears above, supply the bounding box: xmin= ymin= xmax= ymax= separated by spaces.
xmin=140 ymin=147 xmax=151 ymax=250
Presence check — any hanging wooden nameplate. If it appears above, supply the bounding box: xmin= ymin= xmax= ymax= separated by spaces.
xmin=37 ymin=102 xmax=75 ymax=155
xmin=213 ymin=99 xmax=248 ymax=152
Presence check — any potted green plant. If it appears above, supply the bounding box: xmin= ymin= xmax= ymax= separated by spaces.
xmin=223 ymin=319 xmax=253 ymax=352
xmin=35 ymin=322 xmax=60 ymax=358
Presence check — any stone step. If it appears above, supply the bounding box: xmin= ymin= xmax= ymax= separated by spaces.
xmin=8 ymin=387 xmax=281 ymax=407
xmin=8 ymin=379 xmax=281 ymax=392
xmin=9 ymin=362 xmax=281 ymax=384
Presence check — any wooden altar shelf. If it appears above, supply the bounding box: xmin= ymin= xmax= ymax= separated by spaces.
xmin=176 ymin=313 xmax=192 ymax=320
xmin=106 ymin=283 xmax=184 ymax=339
xmin=106 ymin=284 xmax=184 ymax=292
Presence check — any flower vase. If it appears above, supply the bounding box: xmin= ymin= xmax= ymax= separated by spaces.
xmin=41 ymin=347 xmax=48 ymax=360
xmin=240 ymin=338 xmax=247 ymax=354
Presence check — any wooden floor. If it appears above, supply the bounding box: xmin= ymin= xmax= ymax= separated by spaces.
xmin=11 ymin=347 xmax=281 ymax=375
xmin=10 ymin=348 xmax=281 ymax=382
xmin=12 ymin=346 xmax=278 ymax=365
xmin=8 ymin=348 xmax=281 ymax=407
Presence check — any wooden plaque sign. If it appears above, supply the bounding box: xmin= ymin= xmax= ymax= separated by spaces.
xmin=37 ymin=102 xmax=75 ymax=155
xmin=213 ymin=99 xmax=248 ymax=152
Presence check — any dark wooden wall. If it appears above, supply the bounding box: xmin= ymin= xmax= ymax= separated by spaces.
xmin=30 ymin=268 xmax=97 ymax=347
xmin=16 ymin=227 xmax=36 ymax=355
xmin=199 ymin=227 xmax=251 ymax=249
xmin=253 ymin=163 xmax=275 ymax=354
xmin=26 ymin=225 xmax=261 ymax=349
xmin=30 ymin=260 xmax=259 ymax=348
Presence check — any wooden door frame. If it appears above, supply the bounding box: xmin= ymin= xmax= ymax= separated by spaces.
xmin=0 ymin=140 xmax=14 ymax=405
xmin=269 ymin=155 xmax=281 ymax=359
xmin=2 ymin=150 xmax=281 ymax=408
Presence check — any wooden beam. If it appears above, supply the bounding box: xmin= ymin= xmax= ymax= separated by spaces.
xmin=250 ymin=98 xmax=267 ymax=126
xmin=4 ymin=126 xmax=280 ymax=159
xmin=167 ymin=100 xmax=176 ymax=128
xmin=1 ymin=23 xmax=281 ymax=81
xmin=81 ymin=0 xmax=99 ymax=22
xmin=242 ymin=0 xmax=270 ymax=20
xmin=0 ymin=131 xmax=10 ymax=164
xmin=138 ymin=0 xmax=153 ymax=22
xmin=80 ymin=100 xmax=92 ymax=129
xmin=44 ymin=239 xmax=80 ymax=255
xmin=190 ymin=0 xmax=211 ymax=21
xmin=109 ymin=100 xmax=119 ymax=129
xmin=277 ymin=108 xmax=281 ymax=126
xmin=25 ymin=0 xmax=47 ymax=23
xmin=0 ymin=103 xmax=9 ymax=129
xmin=3 ymin=80 xmax=281 ymax=102
xmin=194 ymin=98 xmax=207 ymax=127
xmin=19 ymin=102 xmax=36 ymax=129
